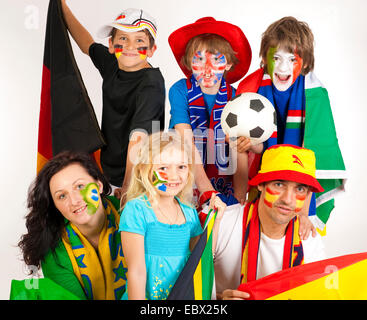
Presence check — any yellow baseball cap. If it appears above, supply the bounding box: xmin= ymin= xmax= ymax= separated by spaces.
xmin=248 ymin=144 xmax=324 ymax=193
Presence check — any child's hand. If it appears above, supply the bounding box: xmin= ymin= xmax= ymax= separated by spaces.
xmin=208 ymin=193 xmax=227 ymax=221
xmin=114 ymin=187 xmax=123 ymax=199
xmin=225 ymin=134 xmax=252 ymax=153
xmin=298 ymin=214 xmax=316 ymax=240
xmin=234 ymin=191 xmax=247 ymax=206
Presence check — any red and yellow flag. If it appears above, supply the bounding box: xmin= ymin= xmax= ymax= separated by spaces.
xmin=37 ymin=0 xmax=105 ymax=173
xmin=238 ymin=252 xmax=367 ymax=300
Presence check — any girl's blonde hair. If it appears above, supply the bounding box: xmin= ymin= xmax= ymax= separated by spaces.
xmin=122 ymin=131 xmax=194 ymax=209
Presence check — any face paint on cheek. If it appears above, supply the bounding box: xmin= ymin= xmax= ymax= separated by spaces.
xmin=192 ymin=51 xmax=227 ymax=87
xmin=294 ymin=194 xmax=306 ymax=213
xmin=264 ymin=187 xmax=280 ymax=208
xmin=137 ymin=46 xmax=148 ymax=60
xmin=114 ymin=44 xmax=123 ymax=59
xmin=292 ymin=53 xmax=303 ymax=83
xmin=266 ymin=47 xmax=277 ymax=80
xmin=191 ymin=51 xmax=204 ymax=83
xmin=211 ymin=53 xmax=227 ymax=84
xmin=152 ymin=170 xmax=168 ymax=192
xmin=80 ymin=182 xmax=100 ymax=215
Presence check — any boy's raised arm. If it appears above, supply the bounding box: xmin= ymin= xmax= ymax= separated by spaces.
xmin=61 ymin=0 xmax=94 ymax=55
xmin=175 ymin=123 xmax=216 ymax=195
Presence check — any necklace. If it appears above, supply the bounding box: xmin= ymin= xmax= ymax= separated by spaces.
xmin=156 ymin=200 xmax=180 ymax=225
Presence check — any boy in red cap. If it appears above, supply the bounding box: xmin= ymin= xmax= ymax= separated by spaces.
xmin=213 ymin=144 xmax=326 ymax=300
xmin=168 ymin=17 xmax=260 ymax=207
xmin=60 ymin=1 xmax=165 ymax=200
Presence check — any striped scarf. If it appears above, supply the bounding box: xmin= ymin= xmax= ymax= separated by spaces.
xmin=238 ymin=68 xmax=346 ymax=231
xmin=61 ymin=198 xmax=127 ymax=300
xmin=257 ymin=73 xmax=305 ymax=148
xmin=187 ymin=75 xmax=234 ymax=196
xmin=240 ymin=200 xmax=304 ymax=284
xmin=250 ymin=71 xmax=317 ymax=216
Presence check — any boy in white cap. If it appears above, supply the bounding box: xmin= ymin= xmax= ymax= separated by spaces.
xmin=61 ymin=1 xmax=165 ymax=199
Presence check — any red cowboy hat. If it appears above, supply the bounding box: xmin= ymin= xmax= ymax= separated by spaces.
xmin=168 ymin=17 xmax=252 ymax=84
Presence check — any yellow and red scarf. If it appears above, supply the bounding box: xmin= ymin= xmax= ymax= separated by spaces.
xmin=61 ymin=199 xmax=127 ymax=300
xmin=240 ymin=200 xmax=304 ymax=284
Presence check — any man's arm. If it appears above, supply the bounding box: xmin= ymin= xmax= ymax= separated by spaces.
xmin=61 ymin=0 xmax=94 ymax=55
xmin=232 ymin=151 xmax=248 ymax=205
xmin=116 ymin=131 xmax=147 ymax=203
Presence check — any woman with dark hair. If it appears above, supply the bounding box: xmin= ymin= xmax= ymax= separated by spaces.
xmin=18 ymin=151 xmax=127 ymax=300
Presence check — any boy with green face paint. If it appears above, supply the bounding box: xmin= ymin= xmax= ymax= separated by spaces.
xmin=236 ymin=16 xmax=346 ymax=233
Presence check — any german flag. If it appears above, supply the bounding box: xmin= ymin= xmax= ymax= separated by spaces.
xmin=37 ymin=0 xmax=105 ymax=173
xmin=238 ymin=252 xmax=367 ymax=300
xmin=168 ymin=209 xmax=217 ymax=300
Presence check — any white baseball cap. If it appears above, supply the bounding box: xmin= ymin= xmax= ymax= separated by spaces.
xmin=97 ymin=8 xmax=157 ymax=41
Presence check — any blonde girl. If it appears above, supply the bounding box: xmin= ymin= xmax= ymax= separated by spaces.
xmin=119 ymin=131 xmax=225 ymax=300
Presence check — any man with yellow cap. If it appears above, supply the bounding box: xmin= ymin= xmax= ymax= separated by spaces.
xmin=213 ymin=144 xmax=326 ymax=300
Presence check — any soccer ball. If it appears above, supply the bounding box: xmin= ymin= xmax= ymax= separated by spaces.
xmin=220 ymin=92 xmax=277 ymax=144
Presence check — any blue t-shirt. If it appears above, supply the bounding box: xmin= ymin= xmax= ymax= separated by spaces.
xmin=119 ymin=195 xmax=202 ymax=300
xmin=169 ymin=78 xmax=236 ymax=128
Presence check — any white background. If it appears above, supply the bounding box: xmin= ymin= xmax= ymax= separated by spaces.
xmin=1 ymin=0 xmax=366 ymax=300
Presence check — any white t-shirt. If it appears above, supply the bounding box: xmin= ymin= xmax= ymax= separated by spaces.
xmin=213 ymin=203 xmax=326 ymax=295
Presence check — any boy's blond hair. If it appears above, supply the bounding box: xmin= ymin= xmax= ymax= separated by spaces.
xmin=122 ymin=131 xmax=194 ymax=209
xmin=181 ymin=33 xmax=239 ymax=73
xmin=260 ymin=16 xmax=315 ymax=75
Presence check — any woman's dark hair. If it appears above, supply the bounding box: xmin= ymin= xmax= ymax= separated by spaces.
xmin=18 ymin=151 xmax=111 ymax=269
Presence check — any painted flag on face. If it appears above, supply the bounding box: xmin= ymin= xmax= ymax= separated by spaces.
xmin=37 ymin=0 xmax=105 ymax=173
xmin=168 ymin=208 xmax=217 ymax=300
xmin=238 ymin=252 xmax=367 ymax=300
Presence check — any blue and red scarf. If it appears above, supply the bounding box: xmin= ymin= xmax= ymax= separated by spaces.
xmin=186 ymin=75 xmax=234 ymax=196
xmin=258 ymin=73 xmax=306 ymax=148
xmin=257 ymin=72 xmax=316 ymax=216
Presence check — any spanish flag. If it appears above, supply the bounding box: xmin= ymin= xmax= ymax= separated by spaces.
xmin=168 ymin=209 xmax=217 ymax=300
xmin=37 ymin=0 xmax=105 ymax=172
xmin=238 ymin=252 xmax=367 ymax=300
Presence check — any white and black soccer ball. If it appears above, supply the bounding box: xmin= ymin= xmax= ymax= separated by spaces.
xmin=220 ymin=92 xmax=277 ymax=144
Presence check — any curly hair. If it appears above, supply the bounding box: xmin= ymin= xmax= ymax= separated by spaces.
xmin=18 ymin=151 xmax=111 ymax=269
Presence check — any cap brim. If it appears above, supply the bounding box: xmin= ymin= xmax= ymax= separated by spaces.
xmin=96 ymin=25 xmax=113 ymax=39
xmin=248 ymin=170 xmax=324 ymax=193
xmin=168 ymin=20 xmax=251 ymax=84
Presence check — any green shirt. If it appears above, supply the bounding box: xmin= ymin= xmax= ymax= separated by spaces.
xmin=41 ymin=196 xmax=121 ymax=300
